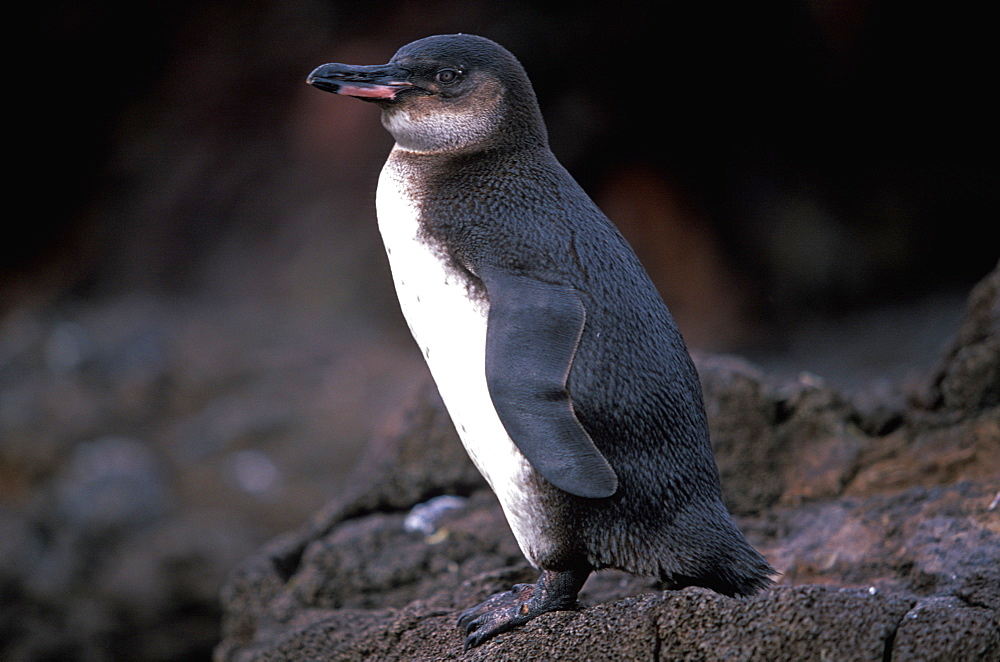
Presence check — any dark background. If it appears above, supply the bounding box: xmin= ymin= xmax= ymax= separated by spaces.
xmin=3 ymin=1 xmax=997 ymax=659
xmin=16 ymin=1 xmax=996 ymax=345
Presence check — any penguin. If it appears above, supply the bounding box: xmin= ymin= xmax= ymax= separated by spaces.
xmin=307 ymin=33 xmax=774 ymax=649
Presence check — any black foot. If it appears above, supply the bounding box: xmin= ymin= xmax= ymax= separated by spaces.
xmin=457 ymin=567 xmax=590 ymax=649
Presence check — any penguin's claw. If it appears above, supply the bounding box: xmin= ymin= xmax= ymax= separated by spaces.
xmin=457 ymin=568 xmax=588 ymax=649
xmin=458 ymin=583 xmax=540 ymax=649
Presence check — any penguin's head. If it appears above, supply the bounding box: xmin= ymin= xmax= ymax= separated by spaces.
xmin=308 ymin=34 xmax=547 ymax=154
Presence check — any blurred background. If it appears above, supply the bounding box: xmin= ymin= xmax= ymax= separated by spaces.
xmin=3 ymin=1 xmax=997 ymax=659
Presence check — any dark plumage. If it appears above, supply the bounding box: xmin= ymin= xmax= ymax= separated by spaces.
xmin=308 ymin=33 xmax=774 ymax=649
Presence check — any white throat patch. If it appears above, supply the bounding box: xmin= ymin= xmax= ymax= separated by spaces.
xmin=380 ymin=78 xmax=503 ymax=153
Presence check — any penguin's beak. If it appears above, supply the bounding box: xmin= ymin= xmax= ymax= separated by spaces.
xmin=307 ymin=63 xmax=412 ymax=101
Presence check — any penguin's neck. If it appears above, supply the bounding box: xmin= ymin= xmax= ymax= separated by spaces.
xmin=385 ymin=140 xmax=554 ymax=191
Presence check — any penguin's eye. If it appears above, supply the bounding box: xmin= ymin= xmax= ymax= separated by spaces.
xmin=435 ymin=68 xmax=460 ymax=84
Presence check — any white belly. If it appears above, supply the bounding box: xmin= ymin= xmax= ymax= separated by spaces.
xmin=375 ymin=151 xmax=546 ymax=564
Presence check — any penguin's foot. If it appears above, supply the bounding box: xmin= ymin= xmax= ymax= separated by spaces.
xmin=457 ymin=567 xmax=590 ymax=649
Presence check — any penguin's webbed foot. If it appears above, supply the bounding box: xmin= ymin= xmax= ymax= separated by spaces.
xmin=457 ymin=567 xmax=589 ymax=649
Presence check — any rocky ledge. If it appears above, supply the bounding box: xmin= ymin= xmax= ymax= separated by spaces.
xmin=215 ymin=264 xmax=999 ymax=661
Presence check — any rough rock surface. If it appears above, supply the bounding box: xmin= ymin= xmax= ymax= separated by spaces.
xmin=215 ymin=264 xmax=1000 ymax=661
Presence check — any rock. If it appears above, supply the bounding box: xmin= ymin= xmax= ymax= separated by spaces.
xmin=215 ymin=265 xmax=1000 ymax=660
xmin=911 ymin=259 xmax=1000 ymax=412
xmin=892 ymin=597 xmax=1000 ymax=662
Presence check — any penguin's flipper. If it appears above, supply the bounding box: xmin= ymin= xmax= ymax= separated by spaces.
xmin=479 ymin=266 xmax=618 ymax=499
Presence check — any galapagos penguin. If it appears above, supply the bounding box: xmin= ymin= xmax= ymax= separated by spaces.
xmin=307 ymin=33 xmax=774 ymax=649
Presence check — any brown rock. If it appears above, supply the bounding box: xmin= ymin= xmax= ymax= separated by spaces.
xmin=216 ymin=265 xmax=1000 ymax=661
xmin=892 ymin=597 xmax=1000 ymax=662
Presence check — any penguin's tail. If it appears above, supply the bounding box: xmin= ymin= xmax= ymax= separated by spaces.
xmin=668 ymin=551 xmax=776 ymax=598
xmin=659 ymin=501 xmax=777 ymax=598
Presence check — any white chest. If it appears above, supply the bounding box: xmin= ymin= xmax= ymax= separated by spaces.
xmin=375 ymin=151 xmax=547 ymax=563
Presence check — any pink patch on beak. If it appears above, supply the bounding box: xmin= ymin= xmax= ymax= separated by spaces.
xmin=338 ymin=83 xmax=409 ymax=99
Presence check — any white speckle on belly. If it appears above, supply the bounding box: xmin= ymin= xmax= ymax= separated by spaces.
xmin=376 ymin=149 xmax=546 ymax=564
